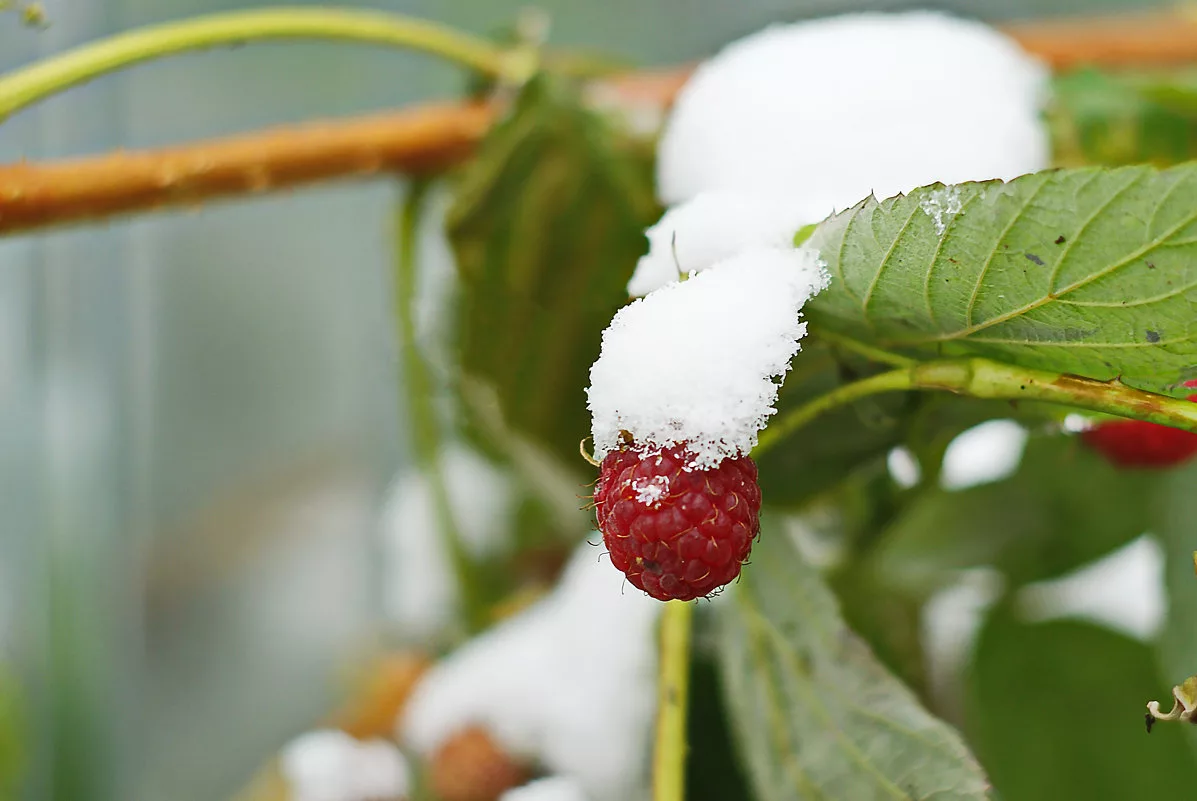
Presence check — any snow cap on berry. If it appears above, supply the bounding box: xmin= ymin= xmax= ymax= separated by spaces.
xmin=627 ymin=190 xmax=810 ymax=297
xmin=656 ymin=12 xmax=1048 ymax=213
xmin=587 ymin=246 xmax=828 ymax=470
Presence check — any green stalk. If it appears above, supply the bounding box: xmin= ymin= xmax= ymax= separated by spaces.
xmin=394 ymin=182 xmax=486 ymax=633
xmin=652 ymin=599 xmax=694 ymax=801
xmin=0 ymin=7 xmax=513 ymax=122
xmin=756 ymin=356 xmax=1197 ymax=458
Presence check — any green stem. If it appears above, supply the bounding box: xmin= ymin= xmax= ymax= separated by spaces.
xmin=0 ymin=7 xmax=512 ymax=122
xmin=755 ymin=356 xmax=1197 ymax=458
xmin=653 ymin=599 xmax=693 ymax=801
xmin=395 ymin=182 xmax=487 ymax=633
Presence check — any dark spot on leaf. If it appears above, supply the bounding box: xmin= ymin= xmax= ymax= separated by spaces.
xmin=1055 ymin=235 xmax=1066 ymax=245
xmin=1146 ymin=330 xmax=1161 ymax=343
xmin=1025 ymin=253 xmax=1044 ymax=266
xmin=1147 ymin=261 xmax=1156 ymax=269
xmin=948 ymin=257 xmax=959 ymax=265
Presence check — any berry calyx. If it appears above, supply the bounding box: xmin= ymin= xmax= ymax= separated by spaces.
xmin=594 ymin=441 xmax=762 ymax=601
xmin=1081 ymin=382 xmax=1197 ymax=468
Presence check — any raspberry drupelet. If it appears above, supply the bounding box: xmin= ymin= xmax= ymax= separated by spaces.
xmin=594 ymin=441 xmax=762 ymax=601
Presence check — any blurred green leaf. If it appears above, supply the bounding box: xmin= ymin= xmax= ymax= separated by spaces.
xmin=1151 ymin=458 xmax=1197 ymax=760
xmin=806 ymin=166 xmax=1197 ymax=394
xmin=1051 ymin=69 xmax=1197 ymax=167
xmin=0 ymin=665 xmax=23 ymax=800
xmin=967 ymin=609 xmax=1196 ymax=801
xmin=874 ymin=433 xmax=1157 ymax=591
xmin=447 ymin=74 xmax=659 ymax=474
xmin=716 ymin=521 xmax=989 ymax=801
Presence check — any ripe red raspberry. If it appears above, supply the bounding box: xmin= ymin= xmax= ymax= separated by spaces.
xmin=1081 ymin=381 xmax=1197 ymax=468
xmin=594 ymin=442 xmax=761 ymax=601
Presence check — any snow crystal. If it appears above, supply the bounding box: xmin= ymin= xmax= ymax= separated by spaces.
xmin=588 ymin=247 xmax=829 ymax=469
xmin=627 ymin=190 xmax=810 ymax=296
xmin=632 ymin=475 xmax=670 ymax=508
xmin=381 ymin=443 xmax=513 ymax=639
xmin=656 ymin=12 xmax=1049 ymax=215
xmin=280 ymin=730 xmax=409 ymax=801
xmin=919 ymin=186 xmax=964 ymax=236
xmin=400 ymin=544 xmax=660 ymax=801
xmin=501 ymin=776 xmax=591 ymax=801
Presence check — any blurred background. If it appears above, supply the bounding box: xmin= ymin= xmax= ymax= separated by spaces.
xmin=0 ymin=1 xmax=1186 ymax=800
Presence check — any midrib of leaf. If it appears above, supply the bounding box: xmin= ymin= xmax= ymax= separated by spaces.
xmin=738 ymin=568 xmax=916 ymax=800
xmin=922 ymin=188 xmax=983 ymax=328
xmin=962 ymin=175 xmax=1052 ymax=328
xmin=862 ymin=201 xmax=924 ymax=324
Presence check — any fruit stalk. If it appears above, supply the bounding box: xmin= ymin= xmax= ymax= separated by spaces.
xmin=653 ymin=599 xmax=693 ymax=801
xmin=756 ymin=356 xmax=1197 ymax=457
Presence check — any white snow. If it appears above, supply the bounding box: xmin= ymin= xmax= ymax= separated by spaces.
xmin=656 ymin=12 xmax=1049 ymax=215
xmin=627 ymin=191 xmax=809 ymax=297
xmin=501 ymin=776 xmax=591 ymax=801
xmin=400 ymin=543 xmax=660 ymax=801
xmin=1017 ymin=534 xmax=1165 ymax=642
xmin=588 ymin=247 xmax=829 ymax=469
xmin=886 ymin=446 xmax=921 ymax=489
xmin=940 ymin=419 xmax=1028 ymax=491
xmin=279 ymin=730 xmax=409 ymax=801
xmin=380 ymin=443 xmax=514 ymax=639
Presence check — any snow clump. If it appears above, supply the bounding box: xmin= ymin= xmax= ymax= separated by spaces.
xmin=500 ymin=776 xmax=591 ymax=801
xmin=627 ymin=190 xmax=810 ymax=296
xmin=380 ymin=443 xmax=513 ymax=639
xmin=279 ymin=730 xmax=409 ymax=801
xmin=589 ymin=247 xmax=829 ymax=469
xmin=400 ymin=544 xmax=660 ymax=801
xmin=656 ymin=12 xmax=1049 ymax=216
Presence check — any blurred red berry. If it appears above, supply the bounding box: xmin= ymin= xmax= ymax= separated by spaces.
xmin=594 ymin=442 xmax=761 ymax=601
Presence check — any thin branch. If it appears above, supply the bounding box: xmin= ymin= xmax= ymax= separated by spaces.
xmin=754 ymin=357 xmax=1197 ymax=457
xmin=4 ymin=11 xmax=1197 ymax=235
xmin=0 ymin=101 xmax=495 ymax=235
xmin=0 ymin=7 xmax=511 ymax=121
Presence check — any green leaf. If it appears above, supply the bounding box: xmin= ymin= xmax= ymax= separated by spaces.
xmin=874 ymin=433 xmax=1158 ymax=591
xmin=447 ymin=75 xmax=659 ymax=470
xmin=967 ymin=609 xmax=1197 ymax=801
xmin=716 ymin=521 xmax=990 ymax=801
xmin=806 ymin=165 xmax=1197 ymax=393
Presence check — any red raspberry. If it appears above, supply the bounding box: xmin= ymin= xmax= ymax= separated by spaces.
xmin=1081 ymin=381 xmax=1197 ymax=468
xmin=594 ymin=442 xmax=761 ymax=601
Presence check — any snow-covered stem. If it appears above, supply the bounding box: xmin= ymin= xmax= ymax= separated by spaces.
xmin=755 ymin=357 xmax=1197 ymax=457
xmin=652 ymin=599 xmax=693 ymax=801
xmin=0 ymin=7 xmax=513 ymax=122
xmin=394 ymin=182 xmax=486 ymax=633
